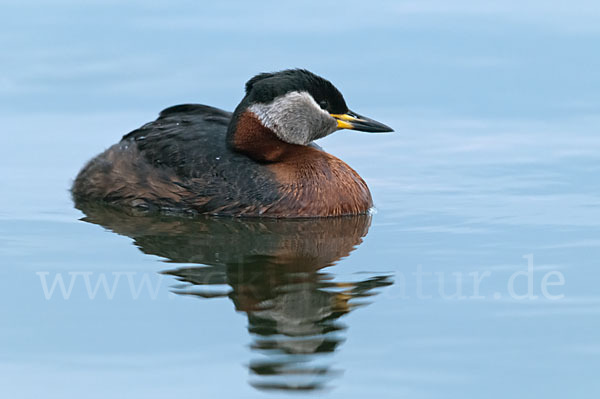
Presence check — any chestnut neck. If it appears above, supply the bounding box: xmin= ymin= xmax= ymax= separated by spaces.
xmin=227 ymin=110 xmax=301 ymax=163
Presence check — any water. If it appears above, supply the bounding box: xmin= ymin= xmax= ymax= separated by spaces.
xmin=1 ymin=1 xmax=599 ymax=398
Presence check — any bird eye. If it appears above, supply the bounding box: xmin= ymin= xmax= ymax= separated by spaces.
xmin=318 ymin=100 xmax=329 ymax=110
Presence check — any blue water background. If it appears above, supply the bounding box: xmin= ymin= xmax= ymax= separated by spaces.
xmin=1 ymin=1 xmax=599 ymax=397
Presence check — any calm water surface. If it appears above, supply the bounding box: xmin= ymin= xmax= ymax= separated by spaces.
xmin=1 ymin=1 xmax=599 ymax=398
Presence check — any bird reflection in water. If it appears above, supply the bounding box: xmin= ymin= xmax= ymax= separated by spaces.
xmin=75 ymin=201 xmax=393 ymax=392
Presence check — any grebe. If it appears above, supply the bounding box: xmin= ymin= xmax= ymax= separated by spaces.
xmin=72 ymin=69 xmax=393 ymax=217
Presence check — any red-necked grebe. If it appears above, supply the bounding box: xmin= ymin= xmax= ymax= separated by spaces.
xmin=72 ymin=69 xmax=393 ymax=217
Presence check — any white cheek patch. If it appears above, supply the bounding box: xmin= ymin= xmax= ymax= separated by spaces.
xmin=248 ymin=91 xmax=336 ymax=145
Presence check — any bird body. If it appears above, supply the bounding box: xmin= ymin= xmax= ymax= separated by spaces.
xmin=72 ymin=69 xmax=392 ymax=218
